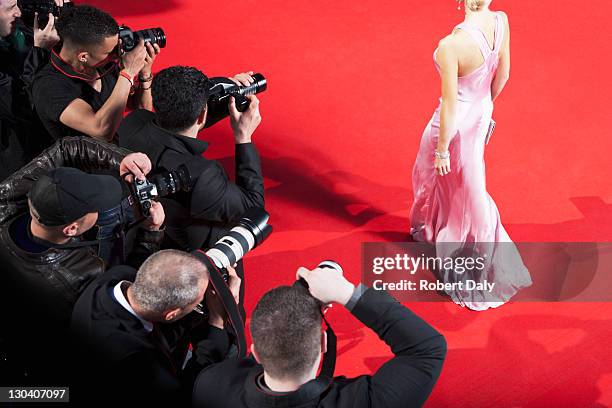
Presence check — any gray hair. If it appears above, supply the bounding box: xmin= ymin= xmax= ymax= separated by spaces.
xmin=131 ymin=250 xmax=208 ymax=315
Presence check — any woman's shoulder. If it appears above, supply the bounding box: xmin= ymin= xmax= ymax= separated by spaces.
xmin=438 ymin=30 xmax=467 ymax=52
xmin=495 ymin=10 xmax=509 ymax=24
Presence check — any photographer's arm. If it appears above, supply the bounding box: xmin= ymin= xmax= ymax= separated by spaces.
xmin=348 ymin=289 xmax=447 ymax=408
xmin=298 ymin=267 xmax=447 ymax=408
xmin=190 ymin=95 xmax=264 ymax=222
xmin=127 ymin=43 xmax=159 ymax=111
xmin=0 ymin=137 xmax=134 ymax=223
xmin=58 ymin=42 xmax=147 ymax=142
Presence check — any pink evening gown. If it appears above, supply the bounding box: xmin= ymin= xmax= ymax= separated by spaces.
xmin=409 ymin=12 xmax=532 ymax=311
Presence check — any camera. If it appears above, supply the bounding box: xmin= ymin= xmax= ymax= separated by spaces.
xmin=205 ymin=207 xmax=273 ymax=274
xmin=18 ymin=0 xmax=73 ymax=28
xmin=206 ymin=73 xmax=267 ymax=118
xmin=119 ymin=25 xmax=166 ymax=53
xmin=193 ymin=207 xmax=272 ymax=315
xmin=129 ymin=165 xmax=191 ymax=217
xmin=90 ymin=165 xmax=191 ymax=265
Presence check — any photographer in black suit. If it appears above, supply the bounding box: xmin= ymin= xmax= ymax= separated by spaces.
xmin=118 ymin=66 xmax=264 ymax=252
xmin=0 ymin=0 xmax=61 ymax=179
xmin=118 ymin=66 xmax=265 ymax=318
xmin=193 ymin=266 xmax=447 ymax=408
xmin=70 ymin=249 xmax=241 ymax=405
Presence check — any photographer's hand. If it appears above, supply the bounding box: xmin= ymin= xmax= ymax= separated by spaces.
xmin=121 ymin=40 xmax=147 ymax=78
xmin=142 ymin=201 xmax=165 ymax=231
xmin=33 ymin=13 xmax=60 ymax=50
xmin=229 ymin=94 xmax=262 ymax=144
xmin=297 ymin=267 xmax=355 ymax=306
xmin=206 ymin=265 xmax=241 ymax=329
xmin=140 ymin=43 xmax=161 ymax=79
xmin=229 ymin=71 xmax=255 ymax=87
xmin=119 ymin=152 xmax=151 ymax=182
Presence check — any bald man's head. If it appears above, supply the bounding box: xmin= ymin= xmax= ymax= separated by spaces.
xmin=131 ymin=250 xmax=209 ymax=321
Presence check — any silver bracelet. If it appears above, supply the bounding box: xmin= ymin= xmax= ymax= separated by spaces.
xmin=434 ymin=150 xmax=450 ymax=159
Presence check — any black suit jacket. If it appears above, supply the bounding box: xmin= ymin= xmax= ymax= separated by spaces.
xmin=117 ymin=109 xmax=265 ymax=251
xmin=193 ymin=289 xmax=447 ymax=408
xmin=70 ymin=265 xmax=231 ymax=405
xmin=0 ymin=23 xmax=54 ymax=180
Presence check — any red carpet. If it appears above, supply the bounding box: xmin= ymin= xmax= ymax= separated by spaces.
xmin=86 ymin=1 xmax=612 ymax=406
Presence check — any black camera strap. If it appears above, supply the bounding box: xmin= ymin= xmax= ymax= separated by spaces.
xmin=192 ymin=250 xmax=247 ymax=359
xmin=319 ymin=315 xmax=337 ymax=381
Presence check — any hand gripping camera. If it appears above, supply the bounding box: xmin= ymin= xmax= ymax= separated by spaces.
xmin=205 ymin=73 xmax=267 ymax=122
xmin=129 ymin=165 xmax=190 ymax=217
xmin=18 ymin=0 xmax=73 ymax=28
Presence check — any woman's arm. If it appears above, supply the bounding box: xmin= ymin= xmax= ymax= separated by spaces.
xmin=491 ymin=12 xmax=510 ymax=101
xmin=435 ymin=38 xmax=459 ymax=176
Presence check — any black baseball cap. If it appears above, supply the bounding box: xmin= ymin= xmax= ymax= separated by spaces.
xmin=28 ymin=167 xmax=123 ymax=227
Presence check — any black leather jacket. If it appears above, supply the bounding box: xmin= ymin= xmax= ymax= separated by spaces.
xmin=0 ymin=137 xmax=163 ymax=329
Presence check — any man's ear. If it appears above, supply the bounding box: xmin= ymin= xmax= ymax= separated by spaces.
xmin=77 ymin=51 xmax=89 ymax=64
xmin=62 ymin=222 xmax=80 ymax=237
xmin=197 ymin=106 xmax=208 ymax=128
xmin=164 ymin=308 xmax=181 ymax=322
xmin=321 ymin=330 xmax=327 ymax=354
xmin=251 ymin=344 xmax=261 ymax=363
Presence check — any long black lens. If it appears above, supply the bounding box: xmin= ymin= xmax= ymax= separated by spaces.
xmin=237 ymin=73 xmax=267 ymax=96
xmin=136 ymin=27 xmax=166 ymax=49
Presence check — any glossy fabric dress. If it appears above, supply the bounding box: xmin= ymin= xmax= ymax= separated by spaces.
xmin=409 ymin=12 xmax=532 ymax=310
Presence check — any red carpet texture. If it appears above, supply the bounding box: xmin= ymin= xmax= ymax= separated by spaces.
xmin=86 ymin=1 xmax=612 ymax=406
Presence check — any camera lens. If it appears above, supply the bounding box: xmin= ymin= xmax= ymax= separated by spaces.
xmin=237 ymin=73 xmax=267 ymax=97
xmin=205 ymin=208 xmax=272 ymax=270
xmin=139 ymin=28 xmax=166 ymax=49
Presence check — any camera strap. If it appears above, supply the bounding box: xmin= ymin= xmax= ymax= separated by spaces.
xmin=50 ymin=50 xmax=119 ymax=82
xmin=192 ymin=250 xmax=247 ymax=359
xmin=319 ymin=315 xmax=337 ymax=381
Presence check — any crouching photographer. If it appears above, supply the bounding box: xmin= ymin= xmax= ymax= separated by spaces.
xmin=193 ymin=263 xmax=447 ymax=408
xmin=0 ymin=136 xmax=164 ymax=384
xmin=118 ymin=66 xmax=265 ymax=252
xmin=32 ymin=4 xmax=162 ymax=142
xmin=0 ymin=0 xmax=63 ymax=179
xmin=69 ymin=249 xmax=241 ymax=405
xmin=70 ymin=206 xmax=271 ymax=405
xmin=118 ymin=66 xmax=266 ymax=318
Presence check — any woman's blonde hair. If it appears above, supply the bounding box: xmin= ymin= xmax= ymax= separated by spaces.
xmin=460 ymin=0 xmax=486 ymax=11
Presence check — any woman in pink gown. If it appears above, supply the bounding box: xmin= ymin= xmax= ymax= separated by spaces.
xmin=410 ymin=0 xmax=531 ymax=310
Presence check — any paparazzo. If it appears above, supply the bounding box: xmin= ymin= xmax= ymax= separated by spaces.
xmin=32 ymin=5 xmax=159 ymax=142
xmin=0 ymin=136 xmax=164 ymax=384
xmin=193 ymin=266 xmax=447 ymax=408
xmin=118 ymin=66 xmax=265 ymax=314
xmin=0 ymin=0 xmax=61 ymax=180
xmin=70 ymin=250 xmax=242 ymax=405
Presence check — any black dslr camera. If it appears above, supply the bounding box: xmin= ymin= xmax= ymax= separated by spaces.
xmin=129 ymin=164 xmax=190 ymax=217
xmin=119 ymin=25 xmax=166 ymax=53
xmin=206 ymin=73 xmax=267 ymax=122
xmin=18 ymin=0 xmax=73 ymax=28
